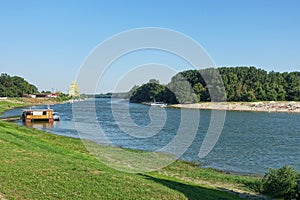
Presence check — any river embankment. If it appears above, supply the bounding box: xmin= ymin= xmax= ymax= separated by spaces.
xmin=169 ymin=101 xmax=300 ymax=113
xmin=0 ymin=98 xmax=266 ymax=199
xmin=0 ymin=98 xmax=67 ymax=120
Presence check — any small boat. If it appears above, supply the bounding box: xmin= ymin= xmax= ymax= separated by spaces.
xmin=53 ymin=112 xmax=60 ymax=121
xmin=150 ymin=102 xmax=167 ymax=107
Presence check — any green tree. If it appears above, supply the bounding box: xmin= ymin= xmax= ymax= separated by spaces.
xmin=261 ymin=165 xmax=299 ymax=199
xmin=0 ymin=73 xmax=38 ymax=97
xmin=130 ymin=80 xmax=177 ymax=104
xmin=127 ymin=67 xmax=300 ymax=103
xmin=168 ymin=74 xmax=198 ymax=103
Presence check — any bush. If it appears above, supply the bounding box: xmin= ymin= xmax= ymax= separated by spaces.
xmin=261 ymin=165 xmax=299 ymax=199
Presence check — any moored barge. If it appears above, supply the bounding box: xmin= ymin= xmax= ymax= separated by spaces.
xmin=22 ymin=109 xmax=60 ymax=122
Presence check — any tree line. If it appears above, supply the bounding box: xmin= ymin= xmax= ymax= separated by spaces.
xmin=129 ymin=66 xmax=300 ymax=103
xmin=0 ymin=73 xmax=38 ymax=97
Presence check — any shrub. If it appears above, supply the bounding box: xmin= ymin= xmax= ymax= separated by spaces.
xmin=261 ymin=165 xmax=299 ymax=199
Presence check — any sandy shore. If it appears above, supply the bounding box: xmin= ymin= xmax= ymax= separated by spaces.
xmin=168 ymin=101 xmax=300 ymax=113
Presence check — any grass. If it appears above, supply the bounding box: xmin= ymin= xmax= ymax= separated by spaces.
xmin=0 ymin=99 xmax=262 ymax=199
xmin=0 ymin=97 xmax=65 ymax=115
xmin=0 ymin=99 xmax=25 ymax=114
xmin=157 ymin=161 xmax=262 ymax=193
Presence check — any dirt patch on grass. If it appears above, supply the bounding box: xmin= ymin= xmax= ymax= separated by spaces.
xmin=0 ymin=192 xmax=6 ymax=200
xmin=21 ymin=97 xmax=59 ymax=105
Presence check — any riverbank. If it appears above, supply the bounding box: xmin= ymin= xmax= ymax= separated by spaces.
xmin=0 ymin=98 xmax=26 ymax=114
xmin=168 ymin=101 xmax=300 ymax=113
xmin=0 ymin=120 xmax=264 ymax=200
xmin=0 ymin=98 xmax=62 ymax=120
xmin=0 ymin=97 xmax=63 ymax=113
xmin=0 ymin=100 xmax=267 ymax=199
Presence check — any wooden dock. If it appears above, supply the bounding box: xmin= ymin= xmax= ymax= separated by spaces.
xmin=0 ymin=116 xmax=21 ymax=121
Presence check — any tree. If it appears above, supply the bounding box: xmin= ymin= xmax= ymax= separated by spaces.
xmin=0 ymin=73 xmax=38 ymax=97
xmin=241 ymin=89 xmax=256 ymax=102
xmin=149 ymin=79 xmax=160 ymax=84
xmin=193 ymin=83 xmax=205 ymax=102
xmin=168 ymin=74 xmax=198 ymax=103
xmin=127 ymin=67 xmax=300 ymax=103
xmin=130 ymin=81 xmax=177 ymax=104
xmin=261 ymin=165 xmax=299 ymax=199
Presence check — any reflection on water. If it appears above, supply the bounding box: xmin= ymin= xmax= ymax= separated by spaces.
xmin=23 ymin=121 xmax=60 ymax=129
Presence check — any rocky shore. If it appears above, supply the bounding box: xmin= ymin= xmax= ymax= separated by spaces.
xmin=169 ymin=101 xmax=300 ymax=113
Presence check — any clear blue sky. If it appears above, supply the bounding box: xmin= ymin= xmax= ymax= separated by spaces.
xmin=0 ymin=0 xmax=299 ymax=93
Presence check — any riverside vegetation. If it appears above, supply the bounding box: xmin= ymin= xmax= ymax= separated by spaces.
xmin=0 ymin=73 xmax=71 ymax=102
xmin=0 ymin=100 xmax=254 ymax=200
xmin=2 ymin=66 xmax=299 ymax=104
xmin=0 ymin=73 xmax=38 ymax=97
xmin=128 ymin=67 xmax=300 ymax=104
xmin=1 ymin=99 xmax=300 ymax=199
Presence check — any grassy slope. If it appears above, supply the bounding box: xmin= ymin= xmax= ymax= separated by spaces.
xmin=0 ymin=99 xmax=25 ymax=114
xmin=0 ymin=98 xmax=64 ymax=114
xmin=0 ymin=99 xmax=260 ymax=199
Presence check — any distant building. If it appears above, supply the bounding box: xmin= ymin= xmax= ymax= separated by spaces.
xmin=23 ymin=93 xmax=58 ymax=98
xmin=47 ymin=93 xmax=58 ymax=98
xmin=68 ymin=81 xmax=79 ymax=97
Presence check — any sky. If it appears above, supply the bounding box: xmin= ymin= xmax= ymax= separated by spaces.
xmin=0 ymin=0 xmax=299 ymax=93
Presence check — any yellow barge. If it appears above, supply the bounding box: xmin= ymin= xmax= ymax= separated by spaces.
xmin=22 ymin=109 xmax=60 ymax=122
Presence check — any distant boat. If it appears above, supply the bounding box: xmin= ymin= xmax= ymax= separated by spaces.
xmin=150 ymin=102 xmax=167 ymax=107
xmin=53 ymin=112 xmax=60 ymax=121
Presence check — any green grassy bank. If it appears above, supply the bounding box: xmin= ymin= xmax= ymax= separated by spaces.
xmin=0 ymin=99 xmax=25 ymax=114
xmin=0 ymin=99 xmax=261 ymax=199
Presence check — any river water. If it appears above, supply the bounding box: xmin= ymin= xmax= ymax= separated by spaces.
xmin=2 ymin=98 xmax=300 ymax=174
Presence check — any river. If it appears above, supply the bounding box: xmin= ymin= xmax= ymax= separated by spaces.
xmin=2 ymin=98 xmax=300 ymax=174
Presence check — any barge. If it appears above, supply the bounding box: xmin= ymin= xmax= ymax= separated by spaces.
xmin=22 ymin=109 xmax=60 ymax=122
